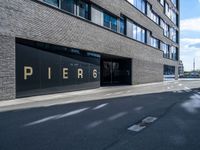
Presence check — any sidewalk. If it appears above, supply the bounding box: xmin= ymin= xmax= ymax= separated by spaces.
xmin=0 ymin=81 xmax=171 ymax=106
xmin=0 ymin=80 xmax=199 ymax=112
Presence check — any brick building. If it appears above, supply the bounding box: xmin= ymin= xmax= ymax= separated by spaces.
xmin=0 ymin=0 xmax=179 ymax=100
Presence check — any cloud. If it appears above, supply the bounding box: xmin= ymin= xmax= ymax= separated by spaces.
xmin=180 ymin=38 xmax=200 ymax=71
xmin=189 ymin=43 xmax=200 ymax=48
xmin=181 ymin=17 xmax=200 ymax=31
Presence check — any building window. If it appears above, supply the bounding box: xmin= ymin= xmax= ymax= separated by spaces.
xmin=43 ymin=0 xmax=59 ymax=7
xmin=61 ymin=0 xmax=74 ymax=13
xmin=159 ymin=0 xmax=164 ymax=6
xmin=171 ymin=10 xmax=177 ymax=24
xmin=171 ymin=46 xmax=177 ymax=60
xmin=172 ymin=0 xmax=177 ymax=7
xmin=164 ymin=65 xmax=175 ymax=75
xmin=127 ymin=0 xmax=146 ymax=13
xmin=165 ymin=2 xmax=170 ymax=18
xmin=147 ymin=3 xmax=159 ymax=24
xmin=165 ymin=1 xmax=178 ymax=26
xmin=149 ymin=36 xmax=159 ymax=48
xmin=170 ymin=27 xmax=177 ymax=43
xmin=77 ymin=0 xmax=90 ymax=19
xmin=132 ymin=24 xmax=137 ymax=39
xmin=127 ymin=19 xmax=146 ymax=43
xmin=160 ymin=42 xmax=169 ymax=58
xmin=91 ymin=6 xmax=103 ymax=26
xmin=120 ymin=16 xmax=126 ymax=34
xmin=140 ymin=27 xmax=146 ymax=43
xmin=160 ymin=19 xmax=169 ymax=37
xmin=103 ymin=13 xmax=117 ymax=32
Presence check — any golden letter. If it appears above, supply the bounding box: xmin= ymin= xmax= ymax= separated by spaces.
xmin=93 ymin=69 xmax=97 ymax=78
xmin=24 ymin=66 xmax=33 ymax=80
xmin=63 ymin=68 xmax=69 ymax=79
xmin=78 ymin=68 xmax=83 ymax=79
xmin=48 ymin=67 xmax=51 ymax=79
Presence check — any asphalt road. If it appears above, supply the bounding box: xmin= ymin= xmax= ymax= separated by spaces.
xmin=1 ymin=80 xmax=200 ymax=150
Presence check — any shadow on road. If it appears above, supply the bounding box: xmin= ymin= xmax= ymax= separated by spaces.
xmin=1 ymin=88 xmax=200 ymax=150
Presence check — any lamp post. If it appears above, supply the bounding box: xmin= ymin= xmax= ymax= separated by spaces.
xmin=193 ymin=57 xmax=196 ymax=71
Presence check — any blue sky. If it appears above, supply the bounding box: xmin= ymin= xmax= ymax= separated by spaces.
xmin=180 ymin=0 xmax=200 ymax=71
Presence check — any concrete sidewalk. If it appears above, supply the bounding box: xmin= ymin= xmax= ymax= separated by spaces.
xmin=0 ymin=80 xmax=200 ymax=112
xmin=0 ymin=81 xmax=169 ymax=106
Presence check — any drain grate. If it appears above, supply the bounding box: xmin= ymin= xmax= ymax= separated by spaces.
xmin=128 ymin=116 xmax=157 ymax=132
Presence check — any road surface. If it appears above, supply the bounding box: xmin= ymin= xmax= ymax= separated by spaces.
xmin=0 ymin=80 xmax=200 ymax=150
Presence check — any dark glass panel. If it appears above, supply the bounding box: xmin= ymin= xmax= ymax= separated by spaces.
xmin=61 ymin=0 xmax=74 ymax=13
xmin=120 ymin=17 xmax=125 ymax=34
xmin=77 ymin=0 xmax=90 ymax=19
xmin=44 ymin=0 xmax=59 ymax=7
xmin=103 ymin=13 xmax=110 ymax=28
xmin=110 ymin=16 xmax=117 ymax=32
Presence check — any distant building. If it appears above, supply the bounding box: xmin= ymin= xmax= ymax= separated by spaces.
xmin=178 ymin=60 xmax=184 ymax=77
xmin=190 ymin=71 xmax=200 ymax=78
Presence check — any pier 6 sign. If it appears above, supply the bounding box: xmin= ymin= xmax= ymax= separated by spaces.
xmin=16 ymin=43 xmax=100 ymax=97
xmin=23 ymin=66 xmax=98 ymax=80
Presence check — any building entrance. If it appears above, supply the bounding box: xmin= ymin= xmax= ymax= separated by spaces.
xmin=101 ymin=55 xmax=132 ymax=85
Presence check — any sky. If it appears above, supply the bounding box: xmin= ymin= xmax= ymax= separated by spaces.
xmin=180 ymin=0 xmax=200 ymax=71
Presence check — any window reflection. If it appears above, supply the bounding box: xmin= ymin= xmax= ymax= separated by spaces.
xmin=61 ymin=0 xmax=74 ymax=13
xmin=44 ymin=0 xmax=59 ymax=7
xmin=77 ymin=0 xmax=90 ymax=19
xmin=103 ymin=13 xmax=117 ymax=32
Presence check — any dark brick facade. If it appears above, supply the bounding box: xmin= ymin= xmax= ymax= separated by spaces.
xmin=0 ymin=0 xmax=179 ymax=100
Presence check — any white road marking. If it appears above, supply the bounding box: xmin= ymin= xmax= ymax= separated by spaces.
xmin=178 ymin=84 xmax=182 ymax=86
xmin=142 ymin=116 xmax=157 ymax=123
xmin=24 ymin=115 xmax=61 ymax=127
xmin=24 ymin=107 xmax=89 ymax=126
xmin=56 ymin=108 xmax=89 ymax=119
xmin=93 ymin=103 xmax=108 ymax=110
xmin=128 ymin=124 xmax=146 ymax=132
xmin=108 ymin=112 xmax=127 ymax=121
xmin=86 ymin=120 xmax=103 ymax=129
xmin=128 ymin=116 xmax=157 ymax=132
xmin=134 ymin=106 xmax=144 ymax=111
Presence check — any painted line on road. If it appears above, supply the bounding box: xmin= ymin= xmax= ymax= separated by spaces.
xmin=134 ymin=106 xmax=144 ymax=111
xmin=128 ymin=116 xmax=157 ymax=132
xmin=142 ymin=116 xmax=157 ymax=123
xmin=108 ymin=112 xmax=127 ymax=121
xmin=128 ymin=124 xmax=146 ymax=132
xmin=86 ymin=120 xmax=103 ymax=129
xmin=24 ymin=107 xmax=89 ymax=127
xmin=93 ymin=103 xmax=108 ymax=110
